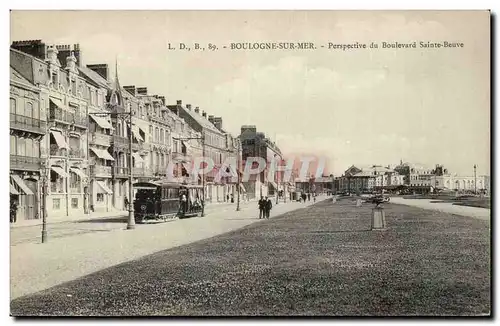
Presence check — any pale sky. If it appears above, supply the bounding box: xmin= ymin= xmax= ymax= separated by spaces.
xmin=10 ymin=10 xmax=490 ymax=176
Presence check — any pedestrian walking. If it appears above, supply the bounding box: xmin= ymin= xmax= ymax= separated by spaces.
xmin=180 ymin=193 xmax=188 ymax=215
xmin=258 ymin=196 xmax=265 ymax=219
xmin=10 ymin=196 xmax=18 ymax=224
xmin=308 ymin=193 xmax=311 ymax=202
xmin=231 ymin=194 xmax=234 ymax=203
xmin=265 ymin=196 xmax=273 ymax=219
xmin=124 ymin=196 xmax=129 ymax=210
xmin=302 ymin=193 xmax=307 ymax=202
xmin=226 ymin=194 xmax=230 ymax=202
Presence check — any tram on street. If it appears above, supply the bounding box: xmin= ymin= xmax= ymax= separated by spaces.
xmin=133 ymin=181 xmax=204 ymax=223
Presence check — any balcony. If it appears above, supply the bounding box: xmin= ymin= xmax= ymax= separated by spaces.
xmin=10 ymin=113 xmax=47 ymax=135
xmin=91 ymin=165 xmax=112 ymax=177
xmin=69 ymin=148 xmax=86 ymax=159
xmin=90 ymin=133 xmax=112 ymax=147
xmin=113 ymin=166 xmax=130 ymax=178
xmin=50 ymin=144 xmax=67 ymax=157
xmin=10 ymin=155 xmax=42 ymax=171
xmin=49 ymin=107 xmax=87 ymax=128
xmin=132 ymin=167 xmax=153 ymax=177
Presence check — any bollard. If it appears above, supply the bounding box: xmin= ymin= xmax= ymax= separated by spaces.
xmin=356 ymin=199 xmax=362 ymax=207
xmin=371 ymin=206 xmax=386 ymax=230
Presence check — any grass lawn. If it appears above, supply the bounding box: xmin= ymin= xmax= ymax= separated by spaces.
xmin=11 ymin=198 xmax=491 ymax=316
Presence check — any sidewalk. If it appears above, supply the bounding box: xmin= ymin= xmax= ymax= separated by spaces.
xmin=10 ymin=199 xmax=257 ymax=229
xmin=389 ymin=197 xmax=491 ymax=220
xmin=10 ymin=196 xmax=327 ymax=300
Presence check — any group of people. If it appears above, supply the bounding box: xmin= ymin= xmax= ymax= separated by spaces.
xmin=258 ymin=196 xmax=273 ymax=219
xmin=299 ymin=193 xmax=316 ymax=203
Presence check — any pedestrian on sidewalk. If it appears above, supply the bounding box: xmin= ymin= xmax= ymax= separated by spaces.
xmin=124 ymin=196 xmax=129 ymax=211
xmin=226 ymin=194 xmax=230 ymax=202
xmin=10 ymin=196 xmax=18 ymax=224
xmin=231 ymin=194 xmax=234 ymax=203
xmin=258 ymin=196 xmax=265 ymax=219
xmin=308 ymin=193 xmax=311 ymax=202
xmin=265 ymin=196 xmax=273 ymax=219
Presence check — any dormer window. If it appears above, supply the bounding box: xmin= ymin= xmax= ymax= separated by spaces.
xmin=51 ymin=71 xmax=58 ymax=87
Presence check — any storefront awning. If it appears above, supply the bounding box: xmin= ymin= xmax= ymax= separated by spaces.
xmin=51 ymin=166 xmax=69 ymax=178
xmin=96 ymin=181 xmax=113 ymax=194
xmin=132 ymin=126 xmax=144 ymax=142
xmin=132 ymin=152 xmax=144 ymax=163
xmin=50 ymin=130 xmax=69 ymax=149
xmin=10 ymin=184 xmax=19 ymax=195
xmin=90 ymin=147 xmax=115 ymax=161
xmin=50 ymin=98 xmax=65 ymax=109
xmin=70 ymin=167 xmax=87 ymax=179
xmin=11 ymin=175 xmax=34 ymax=195
xmin=181 ymin=140 xmax=191 ymax=152
xmin=90 ymin=114 xmax=112 ymax=129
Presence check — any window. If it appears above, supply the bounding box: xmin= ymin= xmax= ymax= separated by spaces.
xmin=70 ymin=172 xmax=81 ymax=193
xmin=97 ymin=193 xmax=104 ymax=202
xmin=51 ymin=72 xmax=57 ymax=86
xmin=17 ymin=138 xmax=26 ymax=156
xmin=10 ymin=98 xmax=16 ymax=114
xmin=10 ymin=135 xmax=16 ymax=155
xmin=71 ymin=198 xmax=79 ymax=208
xmin=155 ymin=127 xmax=159 ymax=142
xmin=149 ymin=126 xmax=153 ymax=143
xmin=160 ymin=128 xmax=164 ymax=143
xmin=53 ymin=198 xmax=61 ymax=210
xmin=25 ymin=139 xmax=33 ymax=157
xmin=71 ymin=79 xmax=77 ymax=95
xmin=50 ymin=170 xmax=64 ymax=193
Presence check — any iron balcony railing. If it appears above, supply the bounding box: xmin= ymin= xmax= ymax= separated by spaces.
xmin=50 ymin=144 xmax=67 ymax=157
xmin=10 ymin=155 xmax=42 ymax=171
xmin=49 ymin=107 xmax=87 ymax=127
xmin=90 ymin=165 xmax=112 ymax=176
xmin=69 ymin=148 xmax=86 ymax=159
xmin=90 ymin=133 xmax=112 ymax=146
xmin=113 ymin=166 xmax=130 ymax=177
xmin=10 ymin=113 xmax=47 ymax=134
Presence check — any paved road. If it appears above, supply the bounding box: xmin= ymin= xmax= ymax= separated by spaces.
xmin=10 ymin=197 xmax=323 ymax=300
xmin=10 ymin=198 xmax=490 ymax=316
xmin=10 ymin=200 xmax=257 ymax=246
xmin=389 ymin=197 xmax=490 ymax=220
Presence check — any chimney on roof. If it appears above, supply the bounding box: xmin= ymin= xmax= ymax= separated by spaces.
xmin=137 ymin=87 xmax=147 ymax=95
xmin=208 ymin=115 xmax=215 ymax=123
xmin=213 ymin=117 xmax=223 ymax=131
xmin=194 ymin=107 xmax=200 ymax=114
xmin=11 ymin=40 xmax=46 ymax=61
xmin=56 ymin=43 xmax=82 ymax=68
xmin=202 ymin=111 xmax=207 ymax=118
xmin=186 ymin=104 xmax=192 ymax=110
xmin=123 ymin=85 xmax=136 ymax=96
xmin=87 ymin=64 xmax=110 ymax=81
xmin=177 ymin=100 xmax=182 ymax=106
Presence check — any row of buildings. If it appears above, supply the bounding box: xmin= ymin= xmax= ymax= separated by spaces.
xmin=9 ymin=40 xmax=289 ymax=224
xmin=297 ymin=162 xmax=490 ymax=195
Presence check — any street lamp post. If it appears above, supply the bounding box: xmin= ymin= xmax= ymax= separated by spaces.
xmin=41 ymin=164 xmax=48 ymax=243
xmin=89 ymin=110 xmax=135 ymax=230
xmin=474 ymin=164 xmax=477 ymax=195
xmin=173 ymin=133 xmax=205 ymax=217
xmin=236 ymin=139 xmax=241 ymax=211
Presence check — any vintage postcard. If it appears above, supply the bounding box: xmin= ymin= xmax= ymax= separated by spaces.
xmin=8 ymin=10 xmax=490 ymax=316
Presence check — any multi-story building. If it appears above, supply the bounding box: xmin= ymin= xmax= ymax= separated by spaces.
xmin=431 ymin=174 xmax=490 ymax=194
xmin=240 ymin=125 xmax=285 ymax=199
xmin=79 ymin=64 xmax=114 ymax=213
xmin=10 ymin=64 xmax=45 ymax=223
xmin=337 ymin=165 xmax=405 ymax=193
xmin=11 ymin=42 xmax=91 ymax=219
xmin=168 ymin=101 xmax=229 ymax=202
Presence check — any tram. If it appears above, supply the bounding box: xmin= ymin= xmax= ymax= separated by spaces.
xmin=133 ymin=181 xmax=204 ymax=223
